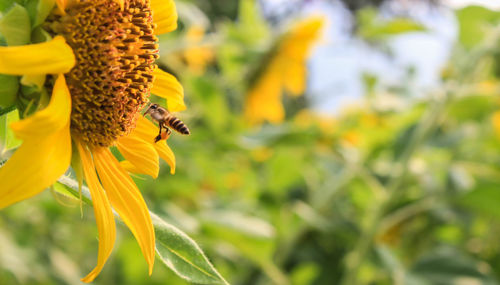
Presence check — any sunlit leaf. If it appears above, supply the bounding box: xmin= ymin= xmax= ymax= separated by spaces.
xmin=152 ymin=213 xmax=229 ymax=285
xmin=456 ymin=5 xmax=500 ymax=49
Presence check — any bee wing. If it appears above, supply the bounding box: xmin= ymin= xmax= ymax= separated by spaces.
xmin=157 ymin=107 xmax=169 ymax=115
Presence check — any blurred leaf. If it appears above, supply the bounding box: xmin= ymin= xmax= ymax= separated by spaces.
xmin=357 ymin=8 xmax=426 ymax=42
xmin=191 ymin=76 xmax=229 ymax=130
xmin=409 ymin=247 xmax=497 ymax=285
xmin=290 ymin=263 xmax=320 ymax=285
xmin=267 ymin=148 xmax=305 ymax=193
xmin=203 ymin=210 xmax=275 ymax=239
xmin=456 ymin=5 xmax=500 ymax=49
xmin=202 ymin=219 xmax=286 ymax=285
xmin=459 ymin=183 xmax=500 ymax=218
xmin=152 ymin=213 xmax=229 ymax=285
xmin=0 ymin=0 xmax=14 ymax=13
xmin=0 ymin=3 xmax=31 ymax=46
xmin=0 ymin=74 xmax=19 ymax=108
xmin=237 ymin=0 xmax=269 ymax=44
xmin=447 ymin=95 xmax=496 ymax=122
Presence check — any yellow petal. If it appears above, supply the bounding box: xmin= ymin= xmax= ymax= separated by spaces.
xmin=151 ymin=0 xmax=178 ymax=35
xmin=56 ymin=0 xmax=66 ymax=13
xmin=134 ymin=117 xmax=176 ymax=174
xmin=77 ymin=142 xmax=116 ymax=283
xmin=245 ymin=69 xmax=284 ymax=124
xmin=0 ymin=123 xmax=71 ymax=209
xmin=11 ymin=75 xmax=72 ymax=140
xmin=152 ymin=68 xmax=186 ymax=112
xmin=153 ymin=140 xmax=176 ymax=175
xmin=493 ymin=111 xmax=500 ymax=138
xmin=0 ymin=36 xmax=75 ymax=75
xmin=117 ymin=136 xmax=160 ymax=178
xmin=120 ymin=160 xmax=143 ymax=174
xmin=283 ymin=61 xmax=306 ymax=96
xmin=0 ymin=75 xmax=72 ymax=209
xmin=93 ymin=147 xmax=155 ymax=274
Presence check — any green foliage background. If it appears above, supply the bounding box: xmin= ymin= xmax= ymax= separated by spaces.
xmin=2 ymin=1 xmax=500 ymax=285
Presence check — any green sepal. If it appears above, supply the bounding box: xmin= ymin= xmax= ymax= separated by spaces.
xmin=17 ymin=84 xmax=49 ymax=118
xmin=0 ymin=3 xmax=31 ymax=46
xmin=0 ymin=109 xmax=22 ymax=154
xmin=20 ymin=74 xmax=46 ymax=91
xmin=24 ymin=0 xmax=55 ymax=28
xmin=70 ymin=142 xmax=85 ymax=215
xmin=31 ymin=25 xmax=51 ymax=43
xmin=0 ymin=74 xmax=19 ymax=108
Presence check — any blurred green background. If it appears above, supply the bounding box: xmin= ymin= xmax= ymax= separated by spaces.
xmin=3 ymin=0 xmax=500 ymax=284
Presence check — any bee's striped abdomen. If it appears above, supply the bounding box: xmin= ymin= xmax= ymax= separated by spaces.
xmin=165 ymin=115 xmax=190 ymax=135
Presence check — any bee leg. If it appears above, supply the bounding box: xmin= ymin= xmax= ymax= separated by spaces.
xmin=160 ymin=128 xmax=172 ymax=141
xmin=154 ymin=123 xmax=163 ymax=143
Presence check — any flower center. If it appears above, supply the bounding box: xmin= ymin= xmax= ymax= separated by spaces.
xmin=47 ymin=0 xmax=158 ymax=147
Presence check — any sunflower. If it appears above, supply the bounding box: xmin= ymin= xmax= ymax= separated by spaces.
xmin=0 ymin=0 xmax=185 ymax=282
xmin=245 ymin=17 xmax=324 ymax=124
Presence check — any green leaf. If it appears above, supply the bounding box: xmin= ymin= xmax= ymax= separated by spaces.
xmin=24 ymin=0 xmax=55 ymax=28
xmin=0 ymin=3 xmax=31 ymax=46
xmin=0 ymin=109 xmax=21 ymax=154
xmin=54 ymin=180 xmax=93 ymax=205
xmin=152 ymin=213 xmax=229 ymax=285
xmin=0 ymin=74 xmax=19 ymax=108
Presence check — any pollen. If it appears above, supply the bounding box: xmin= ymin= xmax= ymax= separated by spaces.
xmin=46 ymin=0 xmax=158 ymax=147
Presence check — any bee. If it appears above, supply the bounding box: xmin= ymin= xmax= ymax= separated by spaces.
xmin=143 ymin=103 xmax=190 ymax=143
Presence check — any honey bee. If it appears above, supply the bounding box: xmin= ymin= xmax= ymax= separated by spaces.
xmin=143 ymin=103 xmax=190 ymax=142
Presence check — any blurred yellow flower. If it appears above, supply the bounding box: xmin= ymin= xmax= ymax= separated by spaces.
xmin=183 ymin=26 xmax=215 ymax=75
xmin=245 ymin=17 xmax=324 ymax=124
xmin=477 ymin=80 xmax=499 ymax=95
xmin=493 ymin=111 xmax=500 ymax=138
xmin=341 ymin=130 xmax=361 ymax=146
xmin=0 ymin=0 xmax=184 ymax=282
xmin=251 ymin=147 xmax=274 ymax=162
